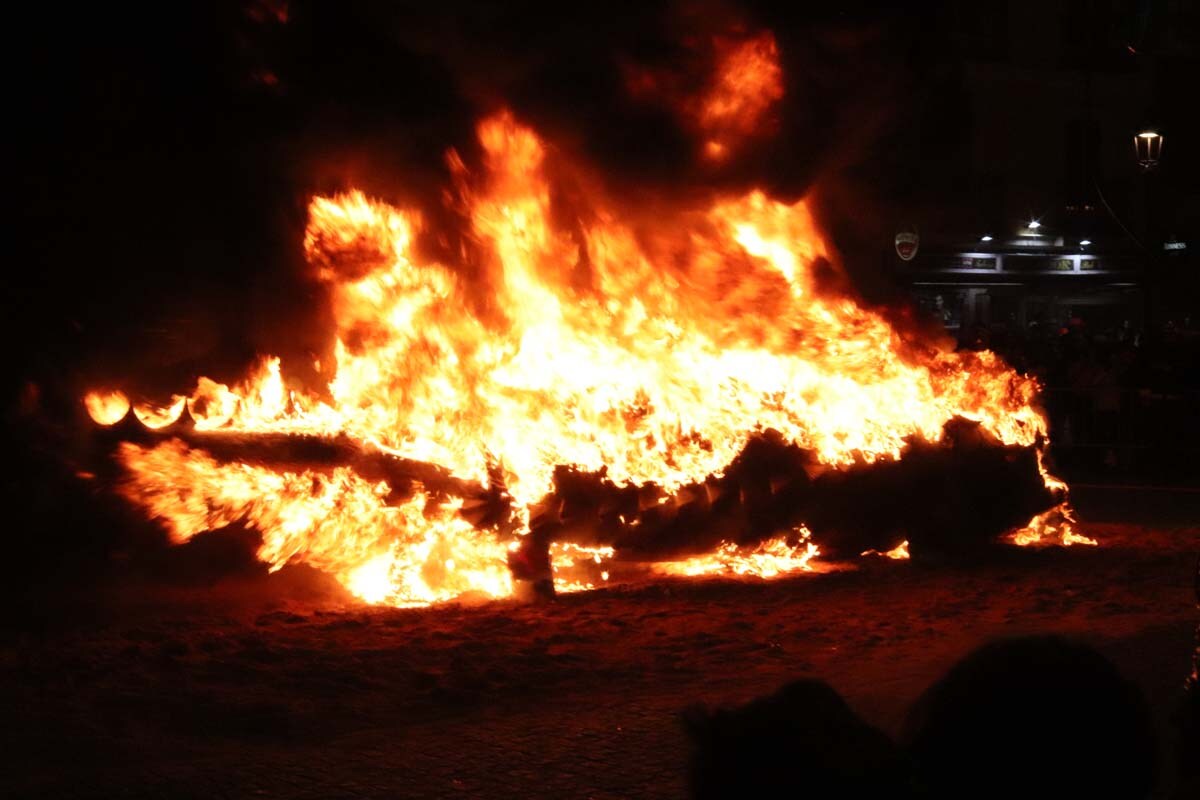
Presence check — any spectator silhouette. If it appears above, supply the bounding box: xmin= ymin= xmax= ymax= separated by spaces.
xmin=1176 ymin=668 xmax=1199 ymax=800
xmin=902 ymin=636 xmax=1156 ymax=800
xmin=683 ymin=678 xmax=908 ymax=798
xmin=1175 ymin=561 xmax=1200 ymax=799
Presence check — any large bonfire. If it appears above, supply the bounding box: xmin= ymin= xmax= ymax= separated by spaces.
xmin=82 ymin=32 xmax=1089 ymax=607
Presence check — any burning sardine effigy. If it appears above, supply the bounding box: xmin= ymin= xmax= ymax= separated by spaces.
xmin=81 ymin=46 xmax=1091 ymax=608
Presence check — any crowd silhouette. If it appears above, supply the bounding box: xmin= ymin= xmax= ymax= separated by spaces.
xmin=685 ymin=635 xmax=1197 ymax=799
xmin=963 ymin=317 xmax=1200 ymax=480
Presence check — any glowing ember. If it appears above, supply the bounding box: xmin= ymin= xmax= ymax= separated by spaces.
xmin=551 ymin=543 xmax=615 ymax=593
xmin=85 ymin=390 xmax=130 ymax=426
xmin=656 ymin=529 xmax=819 ymax=579
xmin=87 ymin=107 xmax=1076 ymax=607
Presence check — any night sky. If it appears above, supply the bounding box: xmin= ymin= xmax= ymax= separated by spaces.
xmin=7 ymin=0 xmax=1197 ymax=433
xmin=9 ymin=2 xmax=989 ymax=403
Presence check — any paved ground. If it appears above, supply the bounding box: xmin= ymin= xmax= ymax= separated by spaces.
xmin=4 ymin=521 xmax=1197 ymax=798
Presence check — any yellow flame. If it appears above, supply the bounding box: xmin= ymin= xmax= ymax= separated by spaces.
xmin=1010 ymin=505 xmax=1096 ymax=547
xmin=85 ymin=390 xmax=130 ymax=426
xmin=656 ymin=529 xmax=819 ymax=579
xmin=95 ymin=110 xmax=1074 ymax=606
xmin=346 ymin=553 xmax=395 ymax=605
xmin=862 ymin=540 xmax=911 ymax=560
xmin=117 ymin=439 xmax=512 ymax=607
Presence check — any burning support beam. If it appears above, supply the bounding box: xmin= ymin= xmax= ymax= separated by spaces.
xmin=87 ymin=406 xmax=1060 ymax=606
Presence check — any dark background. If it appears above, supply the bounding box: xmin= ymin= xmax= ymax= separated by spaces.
xmin=8 ymin=1 xmax=1198 ymax=398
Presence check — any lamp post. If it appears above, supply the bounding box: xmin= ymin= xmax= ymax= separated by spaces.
xmin=1134 ymin=130 xmax=1163 ymax=170
xmin=1135 ymin=130 xmax=1164 ymax=334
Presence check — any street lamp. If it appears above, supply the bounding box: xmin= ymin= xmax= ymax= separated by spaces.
xmin=1134 ymin=129 xmax=1165 ymax=333
xmin=1134 ymin=130 xmax=1163 ymax=170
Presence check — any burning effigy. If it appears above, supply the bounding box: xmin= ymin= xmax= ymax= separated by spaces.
xmin=81 ymin=33 xmax=1091 ymax=608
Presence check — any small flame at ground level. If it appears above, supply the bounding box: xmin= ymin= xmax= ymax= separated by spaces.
xmin=655 ymin=530 xmax=819 ymax=579
xmin=87 ymin=109 xmax=1084 ymax=607
xmin=1009 ymin=506 xmax=1097 ymax=548
xmin=862 ymin=540 xmax=911 ymax=560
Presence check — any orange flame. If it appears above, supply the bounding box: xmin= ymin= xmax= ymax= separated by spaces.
xmin=92 ymin=110 xmax=1075 ymax=606
xmin=1010 ymin=505 xmax=1096 ymax=548
xmin=117 ymin=439 xmax=512 ymax=606
xmin=133 ymin=395 xmax=187 ymax=429
xmin=85 ymin=390 xmax=130 ymax=426
xmin=625 ymin=29 xmax=785 ymax=162
xmin=656 ymin=529 xmax=819 ymax=579
xmin=862 ymin=540 xmax=911 ymax=560
xmin=700 ymin=31 xmax=784 ymax=159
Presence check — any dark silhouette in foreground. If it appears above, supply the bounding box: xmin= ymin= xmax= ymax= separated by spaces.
xmin=683 ymin=678 xmax=907 ymax=799
xmin=903 ymin=636 xmax=1157 ymax=800
xmin=686 ymin=636 xmax=1160 ymax=799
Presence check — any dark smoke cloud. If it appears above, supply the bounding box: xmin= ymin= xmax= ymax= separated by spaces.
xmin=10 ymin=1 xmax=948 ymax=401
xmin=312 ymin=0 xmax=948 ymax=308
